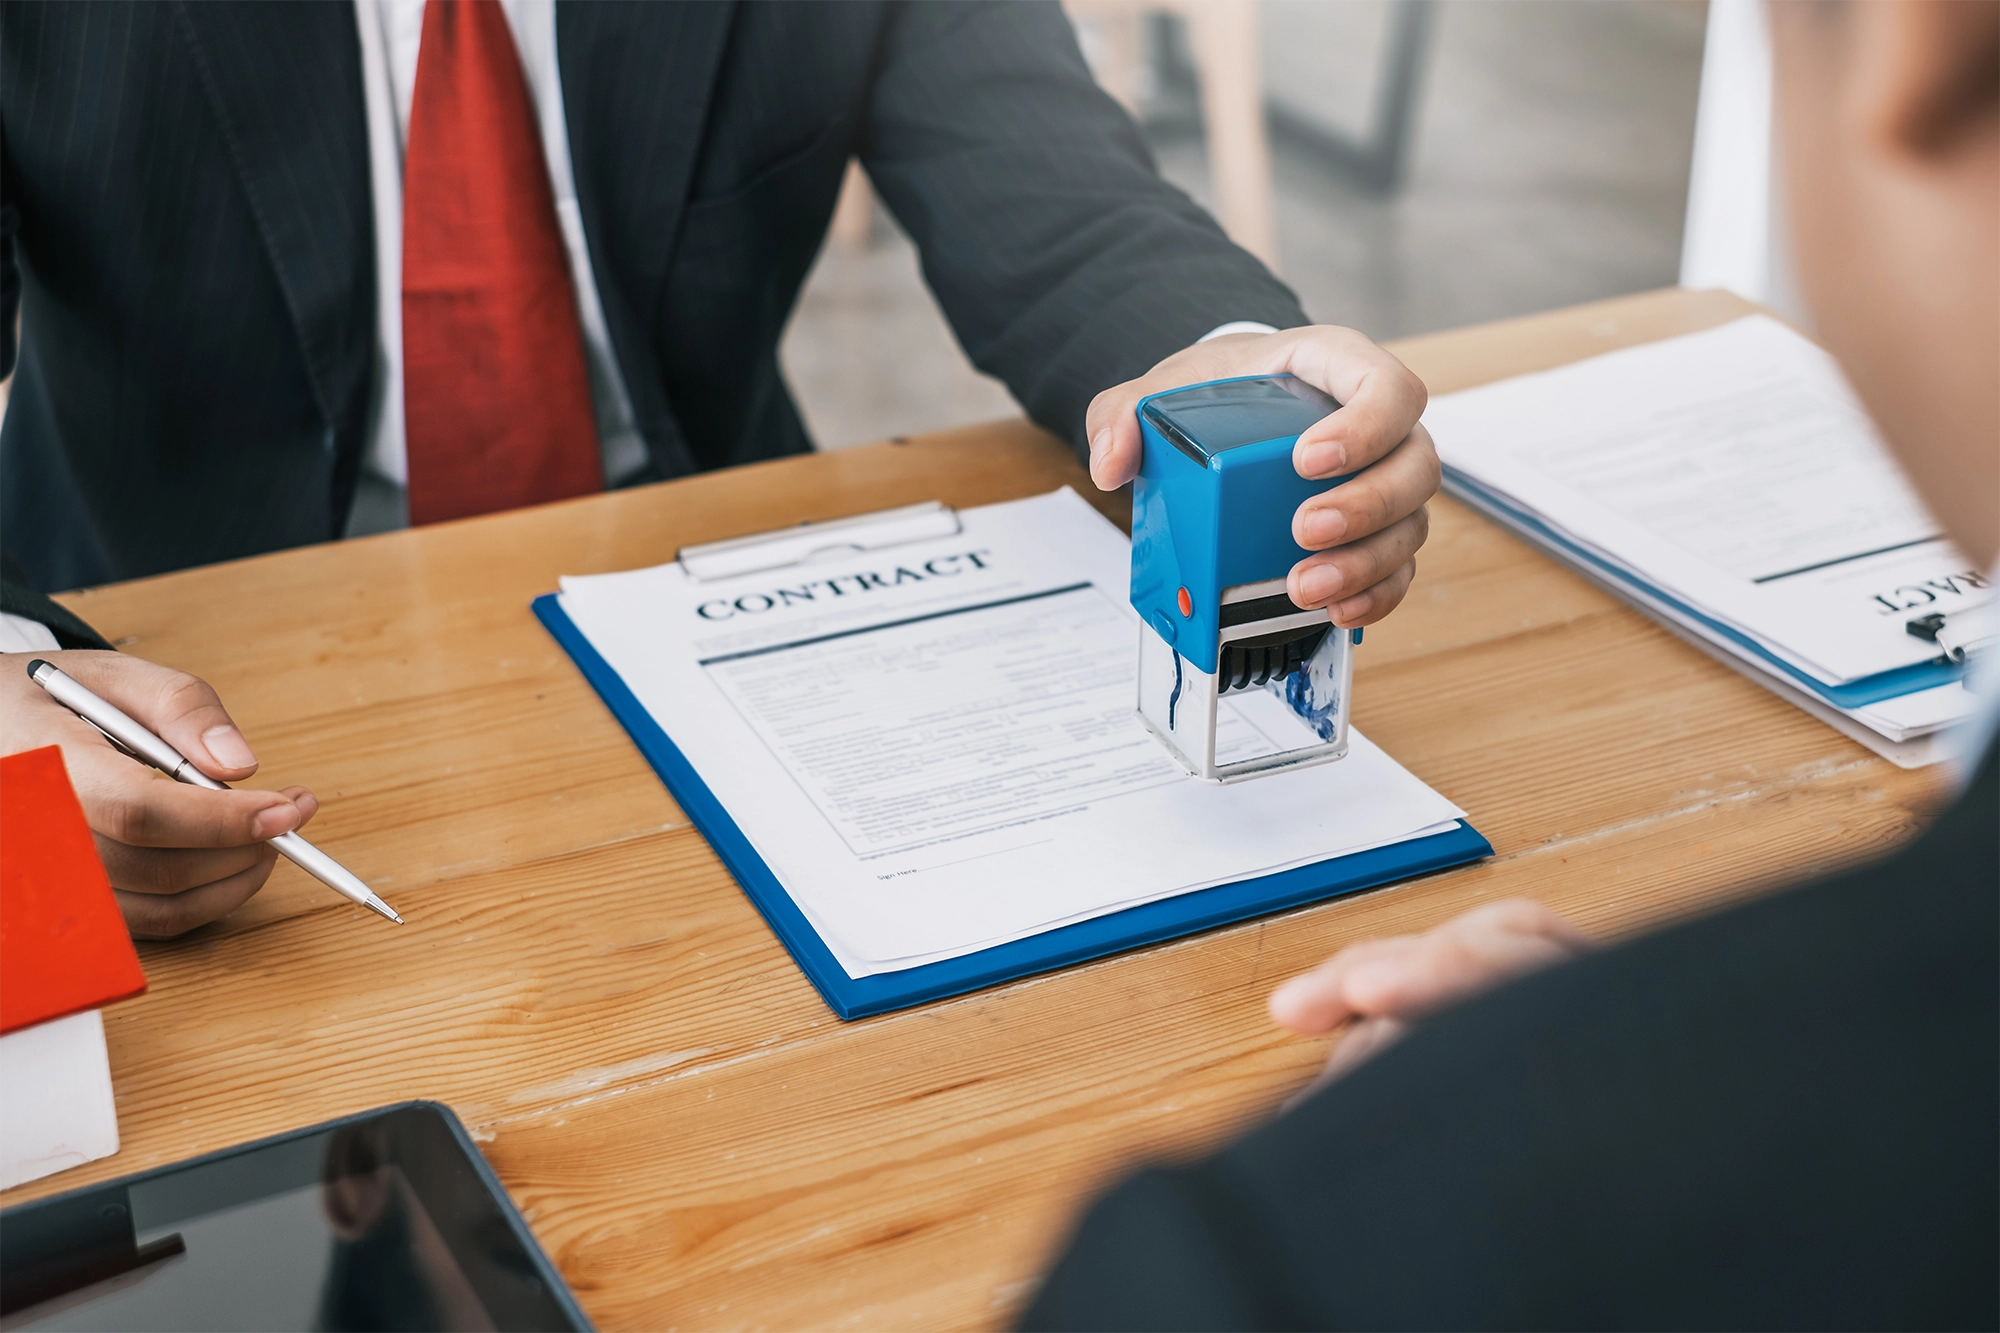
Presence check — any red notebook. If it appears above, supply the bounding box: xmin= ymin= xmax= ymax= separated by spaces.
xmin=0 ymin=745 xmax=147 ymax=1034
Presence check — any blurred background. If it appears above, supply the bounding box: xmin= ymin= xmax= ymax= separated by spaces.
xmin=783 ymin=0 xmax=1710 ymax=451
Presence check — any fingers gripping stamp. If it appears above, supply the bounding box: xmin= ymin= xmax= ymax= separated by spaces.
xmin=1130 ymin=376 xmax=1361 ymax=782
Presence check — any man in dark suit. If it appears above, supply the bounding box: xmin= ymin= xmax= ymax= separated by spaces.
xmin=0 ymin=1 xmax=1439 ymax=935
xmin=1024 ymin=2 xmax=1999 ymax=1326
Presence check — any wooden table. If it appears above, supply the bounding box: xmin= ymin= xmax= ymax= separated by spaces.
xmin=5 ymin=288 xmax=1950 ymax=1329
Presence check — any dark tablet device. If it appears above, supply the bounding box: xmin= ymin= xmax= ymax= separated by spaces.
xmin=0 ymin=1101 xmax=591 ymax=1332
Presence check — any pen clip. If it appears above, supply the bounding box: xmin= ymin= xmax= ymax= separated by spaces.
xmin=675 ymin=502 xmax=963 ymax=582
xmin=82 ymin=717 xmax=148 ymax=766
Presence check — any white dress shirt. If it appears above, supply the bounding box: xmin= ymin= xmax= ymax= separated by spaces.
xmin=0 ymin=617 xmax=58 ymax=653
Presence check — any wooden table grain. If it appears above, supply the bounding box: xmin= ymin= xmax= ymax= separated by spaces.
xmin=6 ymin=287 xmax=1951 ymax=1329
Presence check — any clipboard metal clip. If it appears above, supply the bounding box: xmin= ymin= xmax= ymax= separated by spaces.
xmin=1907 ymin=603 xmax=1994 ymax=667
xmin=676 ymin=501 xmax=963 ymax=582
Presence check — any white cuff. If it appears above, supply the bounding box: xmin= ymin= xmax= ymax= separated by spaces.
xmin=1198 ymin=320 xmax=1279 ymax=343
xmin=0 ymin=614 xmax=62 ymax=654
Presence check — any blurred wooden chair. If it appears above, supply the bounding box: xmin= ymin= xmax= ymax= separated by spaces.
xmin=829 ymin=0 xmax=1277 ymax=273
xmin=1067 ymin=0 xmax=1277 ymax=270
xmin=828 ymin=159 xmax=876 ymax=252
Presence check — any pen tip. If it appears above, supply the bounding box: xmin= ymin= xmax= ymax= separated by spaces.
xmin=364 ymin=895 xmax=404 ymax=925
xmin=26 ymin=658 xmax=47 ymax=678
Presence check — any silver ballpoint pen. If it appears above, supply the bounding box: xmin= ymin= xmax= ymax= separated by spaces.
xmin=26 ymin=659 xmax=403 ymax=924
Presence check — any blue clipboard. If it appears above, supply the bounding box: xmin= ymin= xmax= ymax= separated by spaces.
xmin=535 ymin=593 xmax=1493 ymax=1019
xmin=1442 ymin=467 xmax=1963 ymax=709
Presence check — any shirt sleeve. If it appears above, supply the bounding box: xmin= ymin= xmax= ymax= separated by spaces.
xmin=0 ymin=613 xmax=62 ymax=653
xmin=1199 ymin=321 xmax=1280 ymax=342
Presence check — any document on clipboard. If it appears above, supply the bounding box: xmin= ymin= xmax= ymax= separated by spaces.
xmin=536 ymin=489 xmax=1483 ymax=1008
xmin=1424 ymin=316 xmax=1989 ymax=765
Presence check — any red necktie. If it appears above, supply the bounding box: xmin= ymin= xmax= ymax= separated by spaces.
xmin=401 ymin=0 xmax=602 ymax=525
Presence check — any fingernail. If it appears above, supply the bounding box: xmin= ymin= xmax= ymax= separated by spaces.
xmin=1089 ymin=428 xmax=1110 ymax=459
xmin=203 ymin=725 xmax=257 ymax=770
xmin=1331 ymin=591 xmax=1371 ymax=626
xmin=1299 ymin=440 xmax=1346 ymax=476
xmin=1299 ymin=566 xmax=1343 ymax=605
xmin=252 ymin=803 xmax=300 ymax=840
xmin=1300 ymin=507 xmax=1347 ymax=546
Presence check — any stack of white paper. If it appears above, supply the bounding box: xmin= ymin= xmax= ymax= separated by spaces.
xmin=1423 ymin=316 xmax=1989 ymax=766
xmin=558 ymin=489 xmax=1466 ymax=978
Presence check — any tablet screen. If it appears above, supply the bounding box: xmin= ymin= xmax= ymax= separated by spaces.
xmin=0 ymin=1103 xmax=588 ymax=1332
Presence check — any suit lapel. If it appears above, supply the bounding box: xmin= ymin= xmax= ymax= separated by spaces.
xmin=173 ymin=1 xmax=375 ymax=439
xmin=558 ymin=0 xmax=736 ymax=477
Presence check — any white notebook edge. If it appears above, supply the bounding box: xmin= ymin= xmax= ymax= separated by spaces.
xmin=0 ymin=1009 xmax=122 ymax=1191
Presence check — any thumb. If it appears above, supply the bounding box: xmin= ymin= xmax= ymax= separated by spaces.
xmin=1083 ymin=384 xmax=1147 ymax=491
xmin=63 ymin=652 xmax=260 ymax=781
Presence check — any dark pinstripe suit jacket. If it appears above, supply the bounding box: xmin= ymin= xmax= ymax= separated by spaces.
xmin=0 ymin=0 xmax=1308 ymax=596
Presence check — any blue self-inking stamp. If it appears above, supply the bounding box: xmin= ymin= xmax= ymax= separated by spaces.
xmin=1131 ymin=374 xmax=1359 ymax=781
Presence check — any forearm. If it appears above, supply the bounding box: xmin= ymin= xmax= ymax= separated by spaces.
xmin=860 ymin=1 xmax=1308 ymax=450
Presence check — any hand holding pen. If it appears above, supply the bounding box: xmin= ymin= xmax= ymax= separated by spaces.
xmin=4 ymin=652 xmax=398 ymax=935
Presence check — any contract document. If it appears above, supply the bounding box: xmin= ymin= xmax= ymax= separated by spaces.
xmin=1424 ymin=316 xmax=1986 ymax=760
xmin=555 ymin=489 xmax=1465 ymax=978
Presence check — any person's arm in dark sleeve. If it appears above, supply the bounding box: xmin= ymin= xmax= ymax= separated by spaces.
xmin=2 ymin=118 xmax=17 ymax=382
xmin=1 ymin=551 xmax=112 ymax=650
xmin=1 ymin=127 xmax=103 ymax=650
xmin=857 ymin=1 xmax=1310 ymax=451
xmin=853 ymin=2 xmax=1438 ymax=634
xmin=1021 ymin=1167 xmax=1296 ymax=1332
xmin=1026 ymin=748 xmax=1999 ymax=1330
